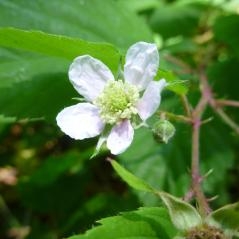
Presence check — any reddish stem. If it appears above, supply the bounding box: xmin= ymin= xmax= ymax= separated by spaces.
xmin=191 ymin=115 xmax=211 ymax=216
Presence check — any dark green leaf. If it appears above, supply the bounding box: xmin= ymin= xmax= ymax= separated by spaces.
xmin=0 ymin=71 xmax=75 ymax=121
xmin=149 ymin=3 xmax=202 ymax=39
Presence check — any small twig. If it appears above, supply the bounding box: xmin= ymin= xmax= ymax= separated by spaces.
xmin=201 ymin=117 xmax=214 ymax=125
xmin=214 ymin=107 xmax=239 ymax=135
xmin=197 ymin=69 xmax=239 ymax=135
xmin=207 ymin=195 xmax=219 ymax=202
xmin=215 ymin=99 xmax=239 ymax=108
xmin=180 ymin=95 xmax=192 ymax=117
xmin=164 ymin=54 xmax=192 ymax=74
xmin=159 ymin=111 xmax=192 ymax=123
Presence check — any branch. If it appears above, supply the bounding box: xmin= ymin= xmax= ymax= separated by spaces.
xmin=216 ymin=99 xmax=239 ymax=108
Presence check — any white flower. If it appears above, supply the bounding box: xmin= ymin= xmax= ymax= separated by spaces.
xmin=56 ymin=42 xmax=167 ymax=155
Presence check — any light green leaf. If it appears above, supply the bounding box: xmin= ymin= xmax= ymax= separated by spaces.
xmin=0 ymin=27 xmax=120 ymax=73
xmin=67 ymin=207 xmax=177 ymax=239
xmin=0 ymin=114 xmax=16 ymax=124
xmin=208 ymin=202 xmax=239 ymax=232
xmin=110 ymin=159 xmax=155 ymax=193
xmin=158 ymin=192 xmax=202 ymax=231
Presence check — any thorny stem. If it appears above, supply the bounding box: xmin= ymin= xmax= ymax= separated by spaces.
xmin=166 ymin=51 xmax=239 ymax=215
xmin=190 ymin=70 xmax=211 ymax=215
xmin=189 ymin=68 xmax=239 ymax=215
xmin=191 ymin=113 xmax=211 ymax=216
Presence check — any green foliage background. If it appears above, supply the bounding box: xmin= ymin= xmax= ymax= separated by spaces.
xmin=0 ymin=0 xmax=239 ymax=238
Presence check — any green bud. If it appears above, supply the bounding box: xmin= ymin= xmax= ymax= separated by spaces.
xmin=152 ymin=119 xmax=176 ymax=143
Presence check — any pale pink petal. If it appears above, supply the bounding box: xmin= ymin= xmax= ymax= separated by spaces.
xmin=137 ymin=79 xmax=167 ymax=121
xmin=56 ymin=103 xmax=104 ymax=139
xmin=107 ymin=120 xmax=134 ymax=155
xmin=69 ymin=55 xmax=114 ymax=101
xmin=124 ymin=42 xmax=159 ymax=91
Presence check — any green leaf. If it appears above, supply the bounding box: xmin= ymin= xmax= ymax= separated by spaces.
xmin=149 ymin=2 xmax=202 ymax=39
xmin=0 ymin=28 xmax=120 ymax=121
xmin=110 ymin=159 xmax=201 ymax=232
xmin=208 ymin=202 xmax=239 ymax=232
xmin=0 ymin=0 xmax=153 ymax=50
xmin=67 ymin=207 xmax=177 ymax=239
xmin=157 ymin=69 xmax=188 ymax=95
xmin=0 ymin=50 xmax=69 ymax=88
xmin=0 ymin=27 xmax=120 ymax=73
xmin=118 ymin=0 xmax=160 ymax=12
xmin=158 ymin=192 xmax=202 ymax=231
xmin=110 ymin=159 xmax=155 ymax=193
xmin=0 ymin=70 xmax=75 ymax=121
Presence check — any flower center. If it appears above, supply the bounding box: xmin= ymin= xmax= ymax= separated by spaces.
xmin=94 ymin=80 xmax=140 ymax=124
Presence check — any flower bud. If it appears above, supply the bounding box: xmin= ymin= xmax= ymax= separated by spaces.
xmin=152 ymin=119 xmax=176 ymax=143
